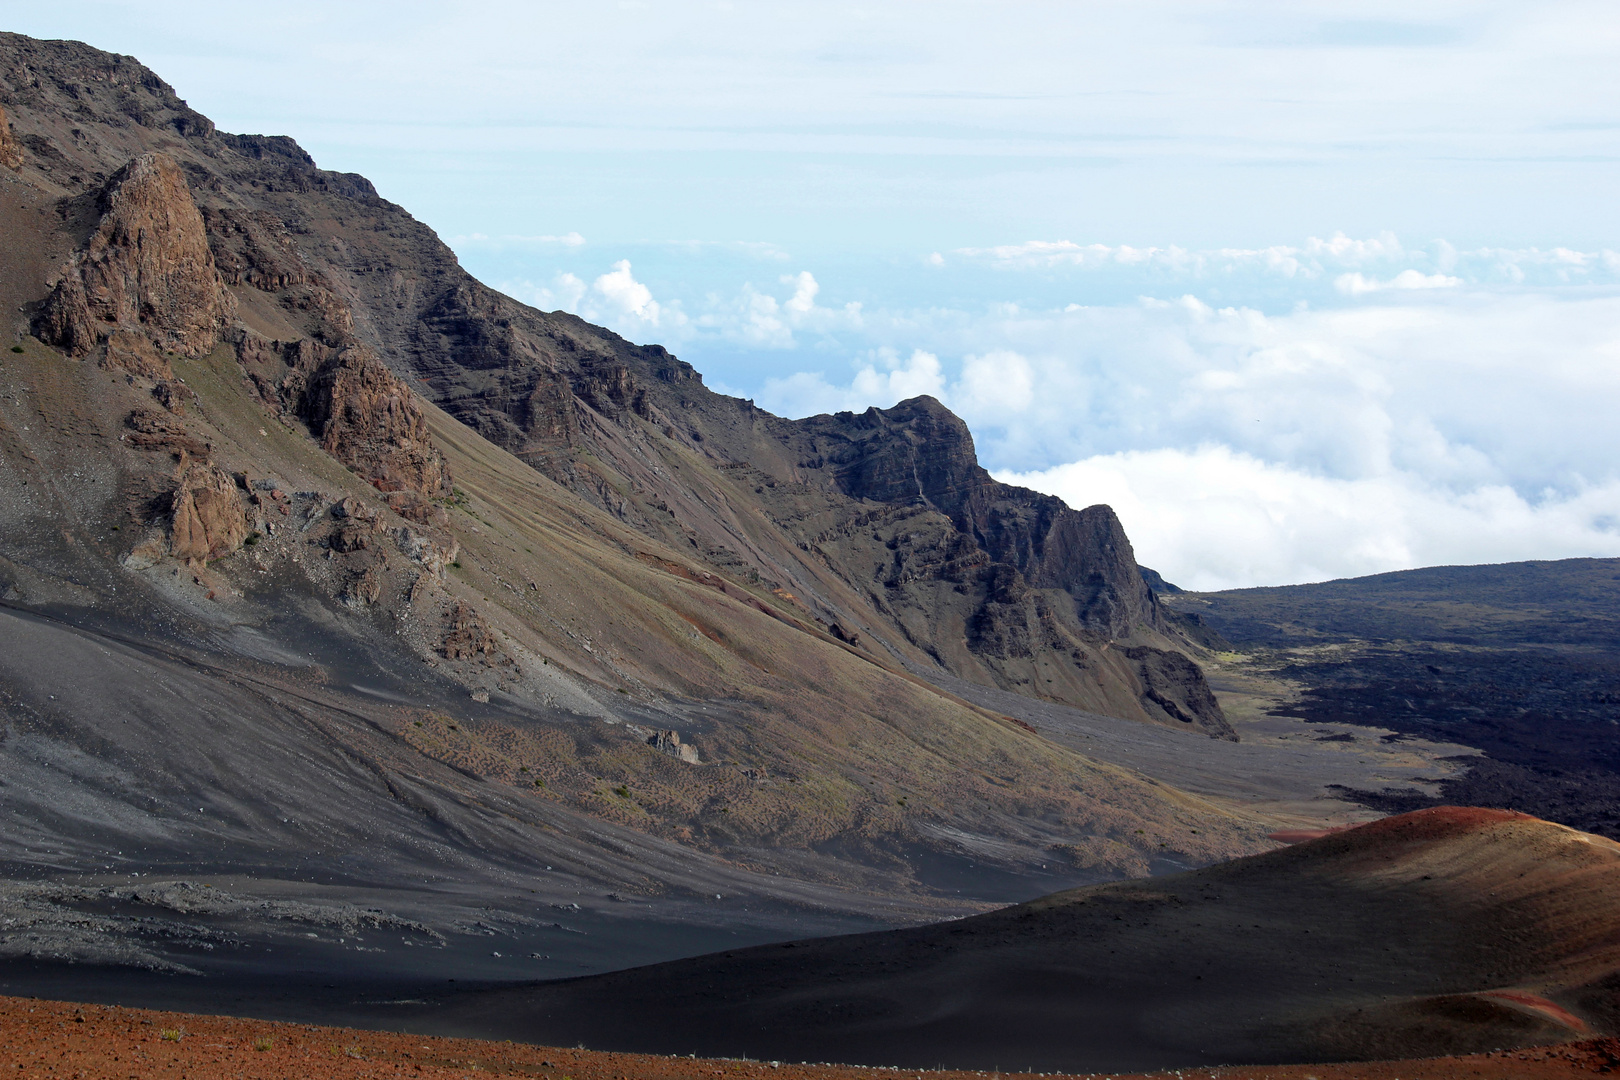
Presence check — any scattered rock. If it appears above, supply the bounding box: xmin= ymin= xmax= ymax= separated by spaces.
xmin=150 ymin=379 xmax=193 ymax=415
xmin=395 ymin=526 xmax=458 ymax=576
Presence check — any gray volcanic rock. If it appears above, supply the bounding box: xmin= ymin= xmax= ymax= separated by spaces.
xmin=787 ymin=395 xmax=1164 ymax=639
xmin=1 ymin=28 xmax=1225 ymax=732
xmin=0 ymin=29 xmax=1268 ymax=929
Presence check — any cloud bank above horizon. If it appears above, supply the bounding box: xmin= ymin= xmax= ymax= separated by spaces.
xmin=476 ymin=233 xmax=1620 ymax=590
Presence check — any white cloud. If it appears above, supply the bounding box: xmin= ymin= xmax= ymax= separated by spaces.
xmin=499 ymin=272 xmax=588 ymax=313
xmin=758 ymin=348 xmax=944 ymax=415
xmin=783 ymin=270 xmax=819 ymax=315
xmin=955 ymin=350 xmax=1035 ymax=418
xmin=694 ymin=270 xmax=862 ymax=349
xmin=594 ymin=260 xmax=660 ymax=321
xmin=452 ymin=231 xmax=586 ymax=248
xmin=949 ymin=233 xmax=1620 ymax=294
xmin=749 ymin=278 xmax=1620 ymax=586
xmin=1335 ymin=269 xmax=1461 ymax=294
xmin=999 ymin=448 xmax=1620 ymax=591
xmin=490 ymin=230 xmax=1620 ymax=588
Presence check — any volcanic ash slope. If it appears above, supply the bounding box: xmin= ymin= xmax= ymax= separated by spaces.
xmin=438 ymin=808 xmax=1620 ymax=1073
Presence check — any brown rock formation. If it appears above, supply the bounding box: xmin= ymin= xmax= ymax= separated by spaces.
xmin=33 ymin=152 xmax=235 ymax=359
xmin=236 ymin=333 xmax=450 ymax=496
xmin=0 ymin=103 xmax=21 ymax=171
xmin=299 ymin=344 xmax=450 ymax=496
xmin=169 ymin=461 xmax=250 ymax=562
xmin=124 ymin=407 xmax=211 ymax=458
xmin=103 ymin=328 xmax=174 ymax=380
xmin=440 ymin=601 xmax=509 ymax=666
xmin=649 ymin=729 xmax=700 ymax=764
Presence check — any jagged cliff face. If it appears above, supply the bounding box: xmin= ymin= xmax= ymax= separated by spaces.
xmin=0 ymin=32 xmax=1261 ymax=908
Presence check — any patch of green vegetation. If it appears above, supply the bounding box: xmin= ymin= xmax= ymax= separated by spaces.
xmin=613 ymin=784 xmax=631 ymax=799
xmin=243 ymin=531 xmax=261 ymax=546
xmin=9 ymin=345 xmax=23 ymax=353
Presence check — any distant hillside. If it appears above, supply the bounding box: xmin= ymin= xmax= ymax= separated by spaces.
xmin=1172 ymin=558 xmax=1620 ymax=648
xmin=1166 ymin=558 xmax=1620 ymax=837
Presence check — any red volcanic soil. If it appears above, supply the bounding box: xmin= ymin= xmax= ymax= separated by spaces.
xmin=3 ymin=994 xmax=1619 ymax=1080
xmin=1268 ymin=807 xmax=1536 ymax=844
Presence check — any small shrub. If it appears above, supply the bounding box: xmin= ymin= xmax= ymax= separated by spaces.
xmin=613 ymin=784 xmax=630 ymax=799
xmin=243 ymin=532 xmax=261 ymax=547
xmin=160 ymin=1028 xmax=183 ymax=1042
xmin=9 ymin=345 xmax=22 ymax=354
xmin=253 ymin=1036 xmax=273 ymax=1052
xmin=451 ymin=561 xmax=462 ymax=569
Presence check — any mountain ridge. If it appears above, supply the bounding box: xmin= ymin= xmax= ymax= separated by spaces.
xmin=0 ymin=29 xmax=1264 ymax=927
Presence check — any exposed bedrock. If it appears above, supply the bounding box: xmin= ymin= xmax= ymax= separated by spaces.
xmin=786 ymin=396 xmax=1163 ymax=640
xmin=33 ymin=152 xmax=235 ymax=359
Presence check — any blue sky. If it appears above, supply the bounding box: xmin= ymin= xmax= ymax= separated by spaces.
xmin=13 ymin=2 xmax=1620 ymax=587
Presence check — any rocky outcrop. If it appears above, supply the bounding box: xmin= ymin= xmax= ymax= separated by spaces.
xmin=0 ymin=104 xmax=21 ymax=171
xmin=0 ymin=31 xmax=1222 ymax=737
xmin=34 ymin=153 xmax=235 ymax=359
xmin=237 ymin=333 xmax=450 ymax=497
xmin=298 ymin=344 xmax=450 ymax=496
xmin=169 ymin=462 xmax=250 ymax=562
xmin=440 ymin=601 xmax=511 ymax=666
xmin=124 ymin=407 xmax=211 ymax=458
xmin=1120 ymin=645 xmax=1234 ymax=737
xmin=648 ymin=730 xmax=700 ymax=764
xmin=788 ymin=396 xmax=1163 ymax=640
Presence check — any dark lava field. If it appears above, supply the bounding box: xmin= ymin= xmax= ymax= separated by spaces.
xmin=1171 ymin=558 xmax=1620 ymax=837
